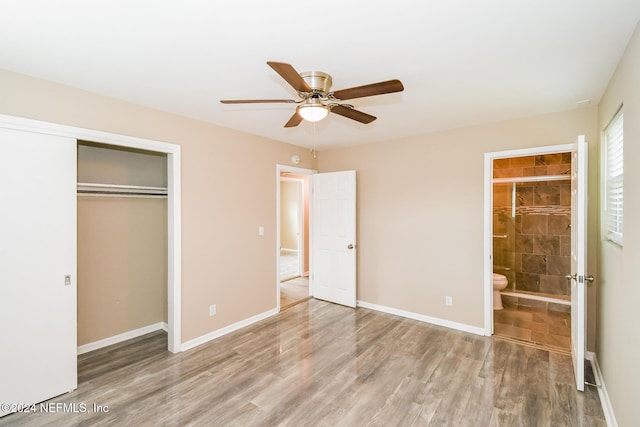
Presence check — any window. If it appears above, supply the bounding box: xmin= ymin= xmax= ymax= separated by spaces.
xmin=604 ymin=109 xmax=623 ymax=245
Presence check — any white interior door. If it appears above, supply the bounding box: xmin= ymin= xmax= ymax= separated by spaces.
xmin=570 ymin=135 xmax=588 ymax=391
xmin=312 ymin=170 xmax=356 ymax=307
xmin=0 ymin=128 xmax=77 ymax=416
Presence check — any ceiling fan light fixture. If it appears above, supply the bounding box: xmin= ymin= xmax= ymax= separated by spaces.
xmin=297 ymin=100 xmax=329 ymax=122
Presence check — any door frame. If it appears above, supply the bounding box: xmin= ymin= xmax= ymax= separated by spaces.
xmin=0 ymin=114 xmax=182 ymax=353
xmin=276 ymin=164 xmax=316 ymax=312
xmin=483 ymin=142 xmax=575 ymax=335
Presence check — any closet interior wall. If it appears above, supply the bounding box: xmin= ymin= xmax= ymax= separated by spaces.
xmin=77 ymin=141 xmax=168 ymax=346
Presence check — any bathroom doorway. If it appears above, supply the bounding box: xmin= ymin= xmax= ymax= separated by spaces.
xmin=484 ymin=142 xmax=583 ymax=355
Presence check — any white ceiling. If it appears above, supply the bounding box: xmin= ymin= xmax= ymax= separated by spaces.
xmin=1 ymin=1 xmax=639 ymax=150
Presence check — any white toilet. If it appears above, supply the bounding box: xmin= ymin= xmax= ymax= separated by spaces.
xmin=493 ymin=273 xmax=508 ymax=310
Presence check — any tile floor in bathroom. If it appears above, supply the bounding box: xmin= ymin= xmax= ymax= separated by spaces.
xmin=493 ymin=302 xmax=571 ymax=353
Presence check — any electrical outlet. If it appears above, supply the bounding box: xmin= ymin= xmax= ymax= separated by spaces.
xmin=445 ymin=296 xmax=453 ymax=307
xmin=209 ymin=304 xmax=217 ymax=316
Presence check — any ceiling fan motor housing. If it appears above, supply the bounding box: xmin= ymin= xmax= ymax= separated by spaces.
xmin=300 ymin=71 xmax=332 ymax=96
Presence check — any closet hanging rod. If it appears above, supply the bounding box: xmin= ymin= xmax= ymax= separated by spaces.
xmin=77 ymin=182 xmax=168 ymax=197
xmin=78 ymin=193 xmax=167 ymax=199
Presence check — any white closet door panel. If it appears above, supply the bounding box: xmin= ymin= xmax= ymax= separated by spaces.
xmin=0 ymin=128 xmax=77 ymax=416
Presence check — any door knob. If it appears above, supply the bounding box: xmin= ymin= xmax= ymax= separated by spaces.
xmin=565 ymin=274 xmax=577 ymax=281
xmin=585 ymin=275 xmax=595 ymax=282
xmin=347 ymin=244 xmax=355 ymax=250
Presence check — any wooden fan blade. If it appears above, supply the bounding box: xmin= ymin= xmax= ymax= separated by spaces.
xmin=284 ymin=112 xmax=304 ymax=128
xmin=330 ymin=105 xmax=377 ymax=124
xmin=267 ymin=61 xmax=312 ymax=93
xmin=332 ymin=79 xmax=404 ymax=101
xmin=220 ymin=99 xmax=297 ymax=104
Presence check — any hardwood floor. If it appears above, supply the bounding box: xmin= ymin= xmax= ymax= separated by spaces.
xmin=1 ymin=299 xmax=605 ymax=426
xmin=280 ymin=277 xmax=310 ymax=310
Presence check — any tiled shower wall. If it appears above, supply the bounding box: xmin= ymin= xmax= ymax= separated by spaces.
xmin=493 ymin=153 xmax=572 ymax=297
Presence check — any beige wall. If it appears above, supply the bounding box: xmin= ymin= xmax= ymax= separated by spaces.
xmin=0 ymin=68 xmax=317 ymax=343
xmin=77 ymin=197 xmax=167 ymax=345
xmin=318 ymin=107 xmax=599 ymax=339
xmin=596 ymin=22 xmax=640 ymax=426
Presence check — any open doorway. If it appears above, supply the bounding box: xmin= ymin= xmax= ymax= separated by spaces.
xmin=485 ymin=138 xmax=589 ymax=391
xmin=490 ymin=149 xmax=573 ymax=353
xmin=277 ymin=165 xmax=315 ymax=311
xmin=280 ymin=176 xmax=304 ymax=281
xmin=486 ymin=143 xmax=575 ymax=338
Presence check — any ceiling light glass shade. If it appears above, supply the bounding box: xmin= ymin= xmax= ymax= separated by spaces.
xmin=297 ymin=100 xmax=329 ymax=122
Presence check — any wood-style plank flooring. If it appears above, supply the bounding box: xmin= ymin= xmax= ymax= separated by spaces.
xmin=1 ymin=299 xmax=605 ymax=426
xmin=280 ymin=277 xmax=310 ymax=310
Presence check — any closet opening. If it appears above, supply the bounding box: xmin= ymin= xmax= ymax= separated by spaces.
xmin=0 ymin=113 xmax=182 ymax=413
xmin=77 ymin=141 xmax=172 ymax=353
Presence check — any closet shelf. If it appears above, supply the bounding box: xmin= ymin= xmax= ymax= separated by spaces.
xmin=493 ymin=174 xmax=570 ymax=184
xmin=77 ymin=182 xmax=168 ymax=198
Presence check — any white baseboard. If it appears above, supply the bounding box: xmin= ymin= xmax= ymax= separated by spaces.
xmin=181 ymin=308 xmax=279 ymax=352
xmin=280 ymin=248 xmax=298 ymax=253
xmin=586 ymin=351 xmax=618 ymax=427
xmin=77 ymin=322 xmax=168 ymax=355
xmin=356 ymin=301 xmax=485 ymax=336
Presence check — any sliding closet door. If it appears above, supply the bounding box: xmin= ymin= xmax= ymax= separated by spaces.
xmin=0 ymin=128 xmax=77 ymax=416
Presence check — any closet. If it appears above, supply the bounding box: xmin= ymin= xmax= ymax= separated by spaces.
xmin=77 ymin=141 xmax=168 ymax=349
xmin=1 ymin=116 xmax=180 ymax=416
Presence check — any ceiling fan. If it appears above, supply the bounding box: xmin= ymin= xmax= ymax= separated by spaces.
xmin=220 ymin=61 xmax=404 ymax=127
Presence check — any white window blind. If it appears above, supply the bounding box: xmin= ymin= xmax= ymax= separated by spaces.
xmin=604 ymin=110 xmax=623 ymax=245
